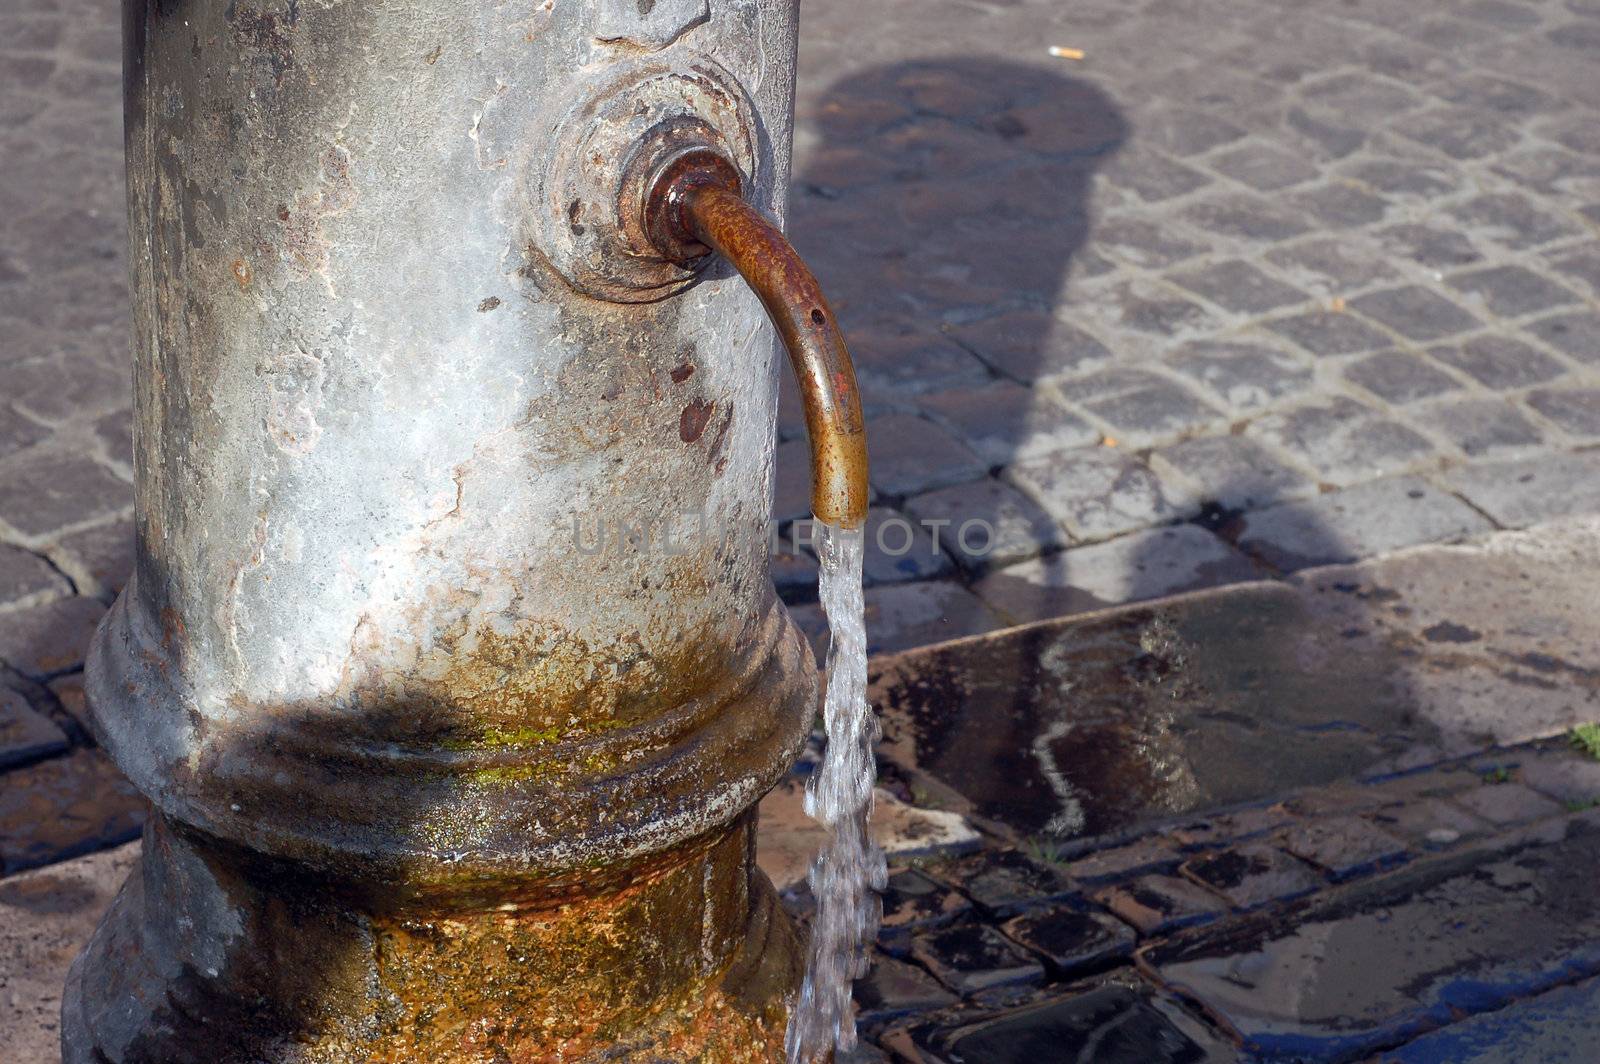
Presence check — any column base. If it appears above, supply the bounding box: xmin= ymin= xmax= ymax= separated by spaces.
xmin=62 ymin=812 xmax=802 ymax=1063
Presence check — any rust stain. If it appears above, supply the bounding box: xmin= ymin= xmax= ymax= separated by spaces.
xmin=680 ymin=399 xmax=714 ymax=443
xmin=670 ymin=361 xmax=695 ymax=383
xmin=231 ymin=258 xmax=252 ymax=289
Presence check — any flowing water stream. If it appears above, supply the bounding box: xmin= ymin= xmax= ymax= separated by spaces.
xmin=786 ymin=522 xmax=886 ymax=1063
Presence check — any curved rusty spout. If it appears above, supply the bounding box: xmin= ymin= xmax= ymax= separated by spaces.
xmin=646 ymin=150 xmax=869 ymax=529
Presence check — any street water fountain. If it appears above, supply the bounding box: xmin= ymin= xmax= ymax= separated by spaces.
xmin=65 ymin=2 xmax=878 ymax=1061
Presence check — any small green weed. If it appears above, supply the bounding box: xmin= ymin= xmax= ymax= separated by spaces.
xmin=1569 ymin=723 xmax=1600 ymax=762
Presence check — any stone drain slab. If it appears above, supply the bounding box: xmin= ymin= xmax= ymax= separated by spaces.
xmin=869 ymin=518 xmax=1600 ymax=847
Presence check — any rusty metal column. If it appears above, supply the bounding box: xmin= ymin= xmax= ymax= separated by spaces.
xmin=63 ymin=2 xmax=815 ymax=1061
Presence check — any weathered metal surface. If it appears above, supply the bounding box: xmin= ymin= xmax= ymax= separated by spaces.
xmin=66 ymin=1 xmax=813 ymax=1060
xmin=642 ymin=149 xmax=869 ymax=529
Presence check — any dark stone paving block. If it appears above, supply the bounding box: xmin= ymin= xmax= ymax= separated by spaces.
xmin=1181 ymin=843 xmax=1321 ymax=909
xmin=0 ymin=595 xmax=105 ymax=679
xmin=1446 ymin=192 xmax=1580 ymax=250
xmin=860 ymin=582 xmax=1005 ymax=657
xmin=0 ymin=543 xmax=67 ymax=610
xmin=1413 ymin=397 xmax=1544 ymax=457
xmin=1147 ymin=819 xmax=1600 ymax=1062
xmin=1370 ymin=798 xmax=1494 ymax=852
xmin=1451 ymin=781 xmax=1564 ymax=827
xmin=1436 ymin=73 xmax=1560 ymax=116
xmin=1340 ymin=159 xmax=1459 ymax=200
xmin=1374 ymin=976 xmax=1600 ymax=1064
xmin=0 ymin=687 xmax=67 ymax=770
xmin=919 ymin=381 xmax=1097 ymax=467
xmin=1299 ymin=72 xmax=1424 ymax=123
xmin=925 ymin=849 xmax=1075 ymax=917
xmin=1263 ymin=238 xmax=1400 ymax=291
xmin=856 ymin=953 xmax=957 ymax=1022
xmin=910 ymin=922 xmax=1046 ymax=995
xmin=850 ymin=328 xmax=992 ymax=400
xmin=1207 ymin=142 xmax=1320 ymax=191
xmin=1349 ymin=286 xmax=1482 ymax=342
xmin=1095 ymin=874 xmax=1226 ymax=935
xmin=859 ymin=507 xmax=955 ymax=586
xmin=1245 ymin=396 xmax=1435 ymax=487
xmin=1093 ymin=217 xmax=1208 ymax=270
xmin=1005 ymin=448 xmax=1191 ymax=541
xmin=880 ymin=868 xmax=971 ymax=936
xmin=1237 ymin=475 xmax=1491 ymax=572
xmin=771 ymin=541 xmax=818 ymax=601
xmin=1164 ymin=341 xmax=1313 ymax=415
xmin=1454 ymin=0 xmax=1541 ymax=31
xmin=1066 ymin=835 xmax=1184 ymax=886
xmin=0 ymin=445 xmax=131 ymax=538
xmin=1524 ymin=309 xmax=1600 ymax=364
xmin=1374 ymin=223 xmax=1482 ymax=270
xmin=1181 ymin=194 xmax=1313 ymax=243
xmin=1170 ymin=806 xmax=1297 ymax=849
xmin=1168 ymin=260 xmax=1309 ymax=314
xmin=1001 ymin=902 xmax=1137 ymax=975
xmin=54 ymin=515 xmax=134 ymax=598
xmin=1142 ymin=107 xmax=1248 ymax=157
xmin=1289 ymin=183 xmax=1389 ymax=229
xmin=1103 ymin=281 xmax=1217 ymax=340
xmin=1392 ymin=106 xmax=1520 ymax=159
xmin=1442 ymin=451 xmax=1600 ymax=526
xmin=866 ymin=414 xmax=987 ymax=498
xmin=1100 ymin=147 xmax=1211 ymax=203
xmin=1278 ymin=815 xmax=1409 ymax=881
xmin=1429 ymin=335 xmax=1568 ymax=390
xmin=1264 ymin=309 xmax=1392 ymax=357
xmin=905 ymin=478 xmax=1066 ymax=575
xmin=0 ymin=748 xmax=144 ymax=874
xmin=1447 ymin=264 xmax=1580 ymax=319
xmin=1055 ymin=368 xmax=1225 ymax=446
xmin=974 ymin=525 xmax=1257 ymax=624
xmin=948 ymin=311 xmax=1113 ymax=383
xmin=911 ymin=985 xmax=1215 ymax=1064
xmin=1547 ymin=244 xmax=1600 ymax=296
xmin=0 ymin=408 xmax=49 ymax=455
xmin=1343 ymin=350 xmax=1462 ymax=405
xmin=1525 ymin=387 xmax=1600 ymax=440
xmin=1285 ymin=108 xmax=1365 ymax=162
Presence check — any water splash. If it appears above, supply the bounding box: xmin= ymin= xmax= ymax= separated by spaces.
xmin=786 ymin=522 xmax=886 ymax=1063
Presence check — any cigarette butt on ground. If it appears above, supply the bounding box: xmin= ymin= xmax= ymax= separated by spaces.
xmin=1049 ymin=46 xmax=1086 ymax=60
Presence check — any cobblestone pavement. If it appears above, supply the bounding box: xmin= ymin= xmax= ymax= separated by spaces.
xmin=3 ymin=0 xmax=1600 ymax=1060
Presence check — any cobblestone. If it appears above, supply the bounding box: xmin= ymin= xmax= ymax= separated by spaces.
xmin=1168 ymin=259 xmax=1309 ymax=314
xmin=1524 ymin=386 xmax=1600 ymax=440
xmin=1052 ymin=368 xmax=1225 ymax=447
xmin=0 ymin=688 xmax=67 ymax=771
xmin=866 ymin=413 xmax=986 ymax=498
xmin=1411 ymin=397 xmax=1545 ymax=457
xmin=1245 ymin=396 xmax=1435 ymax=486
xmin=1163 ymin=339 xmax=1313 ymax=415
xmin=1005 ymin=449 xmax=1192 ymax=541
xmin=1446 ymin=264 xmax=1581 ymax=318
xmin=904 ymin=478 xmax=1066 ymax=575
xmin=918 ymin=381 xmax=1097 ymax=467
xmin=1263 ymin=308 xmax=1393 ymax=357
xmin=1181 ymin=843 xmax=1321 ymax=910
xmin=1428 ymin=334 xmax=1569 ymax=390
xmin=1343 ymin=350 xmax=1463 ymax=405
xmin=1348 ymin=285 xmax=1483 ymax=342
xmin=1524 ymin=309 xmax=1600 ymax=364
xmin=1441 ymin=451 xmax=1600 ymax=526
xmin=974 ymin=525 xmax=1257 ymax=624
xmin=0 ymin=595 xmax=104 ymax=679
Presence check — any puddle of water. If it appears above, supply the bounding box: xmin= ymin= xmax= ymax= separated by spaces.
xmin=786 ymin=522 xmax=886 ymax=1063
